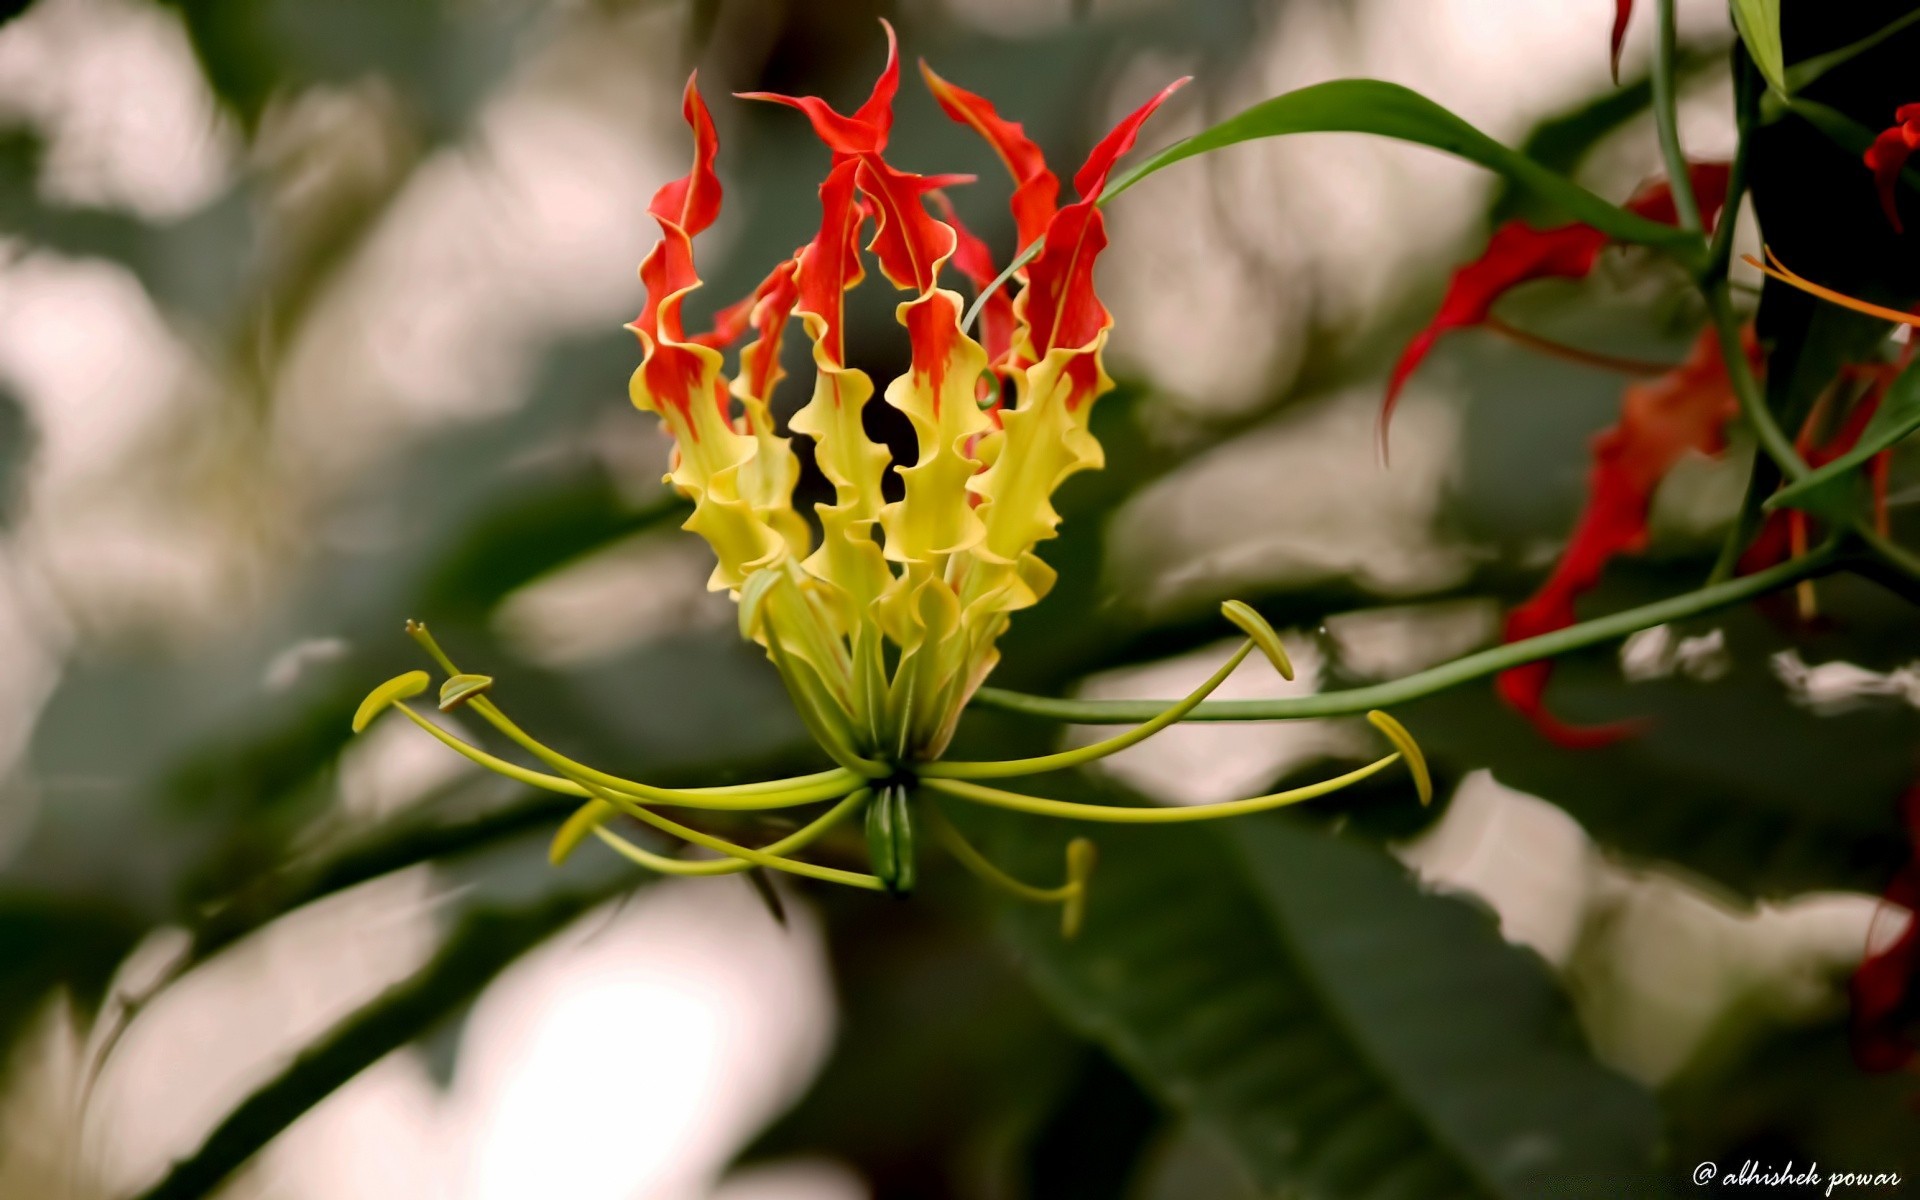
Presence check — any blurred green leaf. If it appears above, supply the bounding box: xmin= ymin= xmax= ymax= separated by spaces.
xmin=1002 ymin=813 xmax=1660 ymax=1198
xmin=1108 ymin=80 xmax=1701 ymax=257
xmin=1730 ymin=0 xmax=1787 ymax=95
xmin=1491 ymin=50 xmax=1721 ymax=226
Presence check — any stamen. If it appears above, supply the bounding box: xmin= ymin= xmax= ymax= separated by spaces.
xmin=352 ymin=671 xmax=429 ymax=733
xmin=1365 ymin=710 xmax=1432 ymax=805
xmin=921 ymin=754 xmax=1402 ymax=822
xmin=381 ymin=700 xmax=856 ymax=810
xmin=919 ymin=801 xmax=1095 ymax=937
xmin=438 ymin=673 xmax=494 ymax=712
xmin=386 ymin=622 xmax=867 ymax=803
xmin=1219 ymin=600 xmax=1294 ymax=679
xmin=1744 ymin=248 xmax=1920 ymax=326
xmin=921 ymin=641 xmax=1255 ymax=780
xmin=564 ymin=788 xmax=872 ymax=874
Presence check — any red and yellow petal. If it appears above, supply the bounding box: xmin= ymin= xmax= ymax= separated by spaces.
xmin=919 ymin=61 xmax=1060 ymax=252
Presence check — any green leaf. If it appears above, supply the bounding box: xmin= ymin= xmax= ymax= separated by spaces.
xmin=1768 ymin=356 xmax=1920 ymax=517
xmin=1729 ymin=0 xmax=1786 ymax=95
xmin=1002 ymin=815 xmax=1659 ymax=1198
xmin=1104 ymin=80 xmax=1702 ymax=260
xmin=1782 ymin=6 xmax=1920 ymax=94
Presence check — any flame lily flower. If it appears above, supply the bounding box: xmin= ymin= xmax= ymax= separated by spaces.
xmin=1382 ymin=162 xmax=1730 ymax=447
xmin=349 ymin=28 xmax=1429 ymax=932
xmin=1865 ymin=103 xmax=1920 ymax=232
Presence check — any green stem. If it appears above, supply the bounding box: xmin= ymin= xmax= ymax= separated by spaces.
xmin=1705 ymin=281 xmax=1809 ymax=479
xmin=970 ymin=541 xmax=1840 ymax=724
xmin=1703 ymin=48 xmax=1759 ymax=287
xmin=1652 ymin=0 xmax=1704 ymax=235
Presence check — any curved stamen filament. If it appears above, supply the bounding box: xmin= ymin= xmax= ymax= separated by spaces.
xmin=920 ymin=799 xmax=1087 ymax=902
xmin=921 ymin=641 xmax=1255 ymax=780
xmin=920 ymin=753 xmax=1401 ymax=822
xmin=388 ymin=702 xmax=858 ymax=810
xmin=550 ymin=763 xmax=886 ymax=891
xmin=399 ymin=621 xmax=873 ymax=799
xmin=583 ymin=788 xmax=873 ymax=877
xmin=1744 ymin=247 xmax=1920 ymax=326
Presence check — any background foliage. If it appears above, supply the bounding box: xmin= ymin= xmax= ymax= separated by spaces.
xmin=0 ymin=0 xmax=1916 ymax=1197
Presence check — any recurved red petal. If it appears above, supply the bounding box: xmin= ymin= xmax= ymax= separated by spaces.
xmin=1382 ymin=160 xmax=1731 ymax=445
xmin=737 ymin=20 xmax=898 ymax=157
xmin=920 ymin=61 xmax=1060 ymax=251
xmin=932 ymin=192 xmax=1015 ymax=373
xmin=793 ymin=158 xmax=867 ymax=367
xmin=1382 ymin=221 xmax=1610 ymax=436
xmin=649 ymin=75 xmax=721 ymax=238
xmin=1496 ymin=327 xmax=1747 ymax=747
xmin=1866 ymin=121 xmax=1917 ymax=233
xmin=1071 ymin=77 xmax=1189 ymax=202
xmin=1610 ymin=0 xmax=1633 ymax=83
xmin=1020 ymin=77 xmax=1184 ymax=373
xmin=857 ymin=157 xmax=959 ymax=294
xmin=734 ymin=257 xmax=802 ymax=402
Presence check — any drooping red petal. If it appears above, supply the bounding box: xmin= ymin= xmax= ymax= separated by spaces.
xmin=1852 ymin=784 xmax=1920 ymax=1072
xmin=920 ymin=61 xmax=1061 ymax=252
xmin=629 ymin=76 xmax=726 ymax=420
xmin=793 ymin=158 xmax=867 ymax=367
xmin=734 ymin=257 xmax=802 ymax=403
xmin=1022 ymin=77 xmax=1186 ymax=374
xmin=649 ymin=75 xmax=722 ymax=238
xmin=1072 ymin=77 xmax=1189 ymax=202
xmin=737 ymin=20 xmax=898 ymax=157
xmin=932 ymin=191 xmax=1016 ymax=375
xmin=1496 ymin=327 xmax=1750 ymax=747
xmin=1382 ymin=222 xmax=1611 ymax=436
xmin=1382 ymin=161 xmax=1732 ymax=445
xmin=1610 ymin=0 xmax=1633 ymax=83
xmin=1865 ymin=117 xmax=1919 ymax=233
xmin=858 ymin=157 xmax=959 ymax=294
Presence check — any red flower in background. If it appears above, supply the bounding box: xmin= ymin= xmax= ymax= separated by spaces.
xmin=1496 ymin=326 xmax=1754 ymax=747
xmin=1854 ymin=784 xmax=1920 ymax=1073
xmin=1380 ymin=162 xmax=1731 ymax=447
xmin=1865 ymin=104 xmax=1920 ymax=232
xmin=1611 ymin=0 xmax=1634 ymax=82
